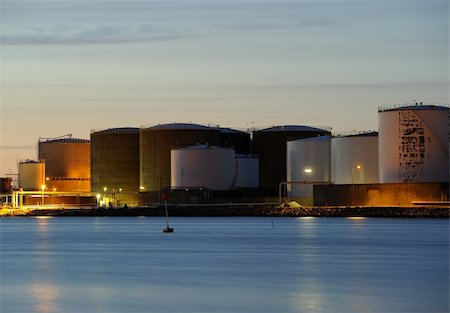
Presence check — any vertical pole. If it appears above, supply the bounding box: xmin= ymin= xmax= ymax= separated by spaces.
xmin=352 ymin=166 xmax=355 ymax=206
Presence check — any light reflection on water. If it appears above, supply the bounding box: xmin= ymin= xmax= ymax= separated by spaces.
xmin=1 ymin=217 xmax=448 ymax=313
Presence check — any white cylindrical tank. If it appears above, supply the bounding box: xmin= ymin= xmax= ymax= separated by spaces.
xmin=18 ymin=161 xmax=45 ymax=191
xmin=332 ymin=133 xmax=378 ymax=184
xmin=378 ymin=104 xmax=449 ymax=183
xmin=286 ymin=136 xmax=331 ymax=198
xmin=171 ymin=145 xmax=236 ymax=190
xmin=235 ymin=155 xmax=259 ymax=188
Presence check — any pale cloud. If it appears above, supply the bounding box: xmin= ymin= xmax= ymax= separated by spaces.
xmin=1 ymin=25 xmax=181 ymax=45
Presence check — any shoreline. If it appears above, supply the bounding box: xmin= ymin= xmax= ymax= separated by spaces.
xmin=1 ymin=204 xmax=449 ymax=218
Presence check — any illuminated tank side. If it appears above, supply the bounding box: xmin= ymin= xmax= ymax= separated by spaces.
xmin=38 ymin=137 xmax=90 ymax=192
xmin=18 ymin=160 xmax=45 ymax=191
xmin=90 ymin=128 xmax=140 ymax=193
xmin=331 ymin=132 xmax=378 ymax=184
xmin=286 ymin=136 xmax=331 ymax=201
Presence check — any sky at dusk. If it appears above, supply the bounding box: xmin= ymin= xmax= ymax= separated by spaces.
xmin=0 ymin=0 xmax=448 ymax=175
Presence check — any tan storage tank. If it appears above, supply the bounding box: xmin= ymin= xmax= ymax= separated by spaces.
xmin=378 ymin=104 xmax=449 ymax=183
xmin=18 ymin=160 xmax=45 ymax=191
xmin=286 ymin=136 xmax=331 ymax=200
xmin=253 ymin=125 xmax=331 ymax=191
xmin=235 ymin=155 xmax=259 ymax=188
xmin=331 ymin=132 xmax=378 ymax=184
xmin=91 ymin=128 xmax=140 ymax=193
xmin=171 ymin=145 xmax=236 ymax=190
xmin=38 ymin=137 xmax=90 ymax=192
xmin=140 ymin=123 xmax=222 ymax=191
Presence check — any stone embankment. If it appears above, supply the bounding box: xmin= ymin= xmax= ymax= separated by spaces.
xmin=1 ymin=203 xmax=449 ymax=218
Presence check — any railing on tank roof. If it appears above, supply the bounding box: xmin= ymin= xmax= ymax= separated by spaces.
xmin=332 ymin=130 xmax=378 ymax=137
xmin=378 ymin=103 xmax=449 ymax=112
xmin=90 ymin=127 xmax=139 ymax=134
xmin=251 ymin=125 xmax=332 ymax=132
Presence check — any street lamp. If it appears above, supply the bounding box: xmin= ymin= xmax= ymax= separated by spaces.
xmin=103 ymin=187 xmax=107 ymax=206
xmin=352 ymin=165 xmax=362 ymax=206
xmin=41 ymin=184 xmax=46 ymax=207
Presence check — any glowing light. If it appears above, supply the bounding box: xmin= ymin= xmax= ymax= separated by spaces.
xmin=103 ymin=187 xmax=107 ymax=192
xmin=41 ymin=184 xmax=46 ymax=191
xmin=96 ymin=194 xmax=101 ymax=200
xmin=304 ymin=168 xmax=313 ymax=173
xmin=34 ymin=216 xmax=53 ymax=219
xmin=139 ymin=186 xmax=145 ymax=190
xmin=45 ymin=177 xmax=49 ymax=181
xmin=347 ymin=216 xmax=366 ymax=220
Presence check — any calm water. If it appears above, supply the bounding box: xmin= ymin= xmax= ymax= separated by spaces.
xmin=1 ymin=217 xmax=448 ymax=313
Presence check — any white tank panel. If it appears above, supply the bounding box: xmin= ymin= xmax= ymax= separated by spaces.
xmin=235 ymin=156 xmax=259 ymax=188
xmin=171 ymin=145 xmax=236 ymax=190
xmin=286 ymin=136 xmax=331 ymax=197
xmin=378 ymin=106 xmax=449 ymax=183
xmin=332 ymin=136 xmax=378 ymax=184
xmin=18 ymin=162 xmax=45 ymax=191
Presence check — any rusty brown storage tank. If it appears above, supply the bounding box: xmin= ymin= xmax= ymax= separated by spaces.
xmin=91 ymin=127 xmax=140 ymax=193
xmin=252 ymin=125 xmax=331 ymax=191
xmin=140 ymin=123 xmax=222 ymax=192
xmin=38 ymin=137 xmax=90 ymax=192
xmin=218 ymin=127 xmax=251 ymax=155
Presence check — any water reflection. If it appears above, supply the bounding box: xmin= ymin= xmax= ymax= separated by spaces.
xmin=30 ymin=217 xmax=60 ymax=313
xmin=28 ymin=283 xmax=60 ymax=313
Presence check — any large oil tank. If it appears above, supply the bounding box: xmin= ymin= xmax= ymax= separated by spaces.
xmin=286 ymin=136 xmax=331 ymax=199
xmin=378 ymin=104 xmax=449 ymax=183
xmin=253 ymin=125 xmax=331 ymax=191
xmin=140 ymin=123 xmax=222 ymax=191
xmin=18 ymin=160 xmax=45 ymax=191
xmin=235 ymin=155 xmax=259 ymax=188
xmin=218 ymin=127 xmax=251 ymax=155
xmin=38 ymin=137 xmax=90 ymax=192
xmin=332 ymin=132 xmax=378 ymax=184
xmin=171 ymin=145 xmax=236 ymax=190
xmin=91 ymin=128 xmax=140 ymax=193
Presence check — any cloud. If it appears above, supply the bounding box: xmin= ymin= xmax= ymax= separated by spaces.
xmin=1 ymin=25 xmax=181 ymax=45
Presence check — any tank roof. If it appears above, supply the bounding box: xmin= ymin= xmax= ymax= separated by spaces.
xmin=378 ymin=103 xmax=449 ymax=113
xmin=287 ymin=135 xmax=332 ymax=143
xmin=19 ymin=159 xmax=41 ymax=164
xmin=143 ymin=123 xmax=216 ymax=131
xmin=333 ymin=131 xmax=378 ymax=138
xmin=256 ymin=125 xmax=331 ymax=133
xmin=91 ymin=127 xmax=139 ymax=134
xmin=39 ymin=138 xmax=89 ymax=144
xmin=173 ymin=144 xmax=232 ymax=151
xmin=217 ymin=127 xmax=249 ymax=134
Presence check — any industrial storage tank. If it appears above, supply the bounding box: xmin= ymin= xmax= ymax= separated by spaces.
xmin=378 ymin=104 xmax=449 ymax=183
xmin=140 ymin=123 xmax=222 ymax=191
xmin=253 ymin=125 xmax=331 ymax=191
xmin=218 ymin=127 xmax=251 ymax=155
xmin=332 ymin=132 xmax=378 ymax=184
xmin=18 ymin=160 xmax=45 ymax=191
xmin=91 ymin=128 xmax=140 ymax=194
xmin=235 ymin=155 xmax=259 ymax=188
xmin=38 ymin=136 xmax=90 ymax=192
xmin=171 ymin=145 xmax=236 ymax=190
xmin=286 ymin=136 xmax=331 ymax=201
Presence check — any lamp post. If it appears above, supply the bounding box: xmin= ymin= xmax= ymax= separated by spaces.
xmin=103 ymin=187 xmax=107 ymax=206
xmin=352 ymin=165 xmax=362 ymax=206
xmin=41 ymin=184 xmax=46 ymax=207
